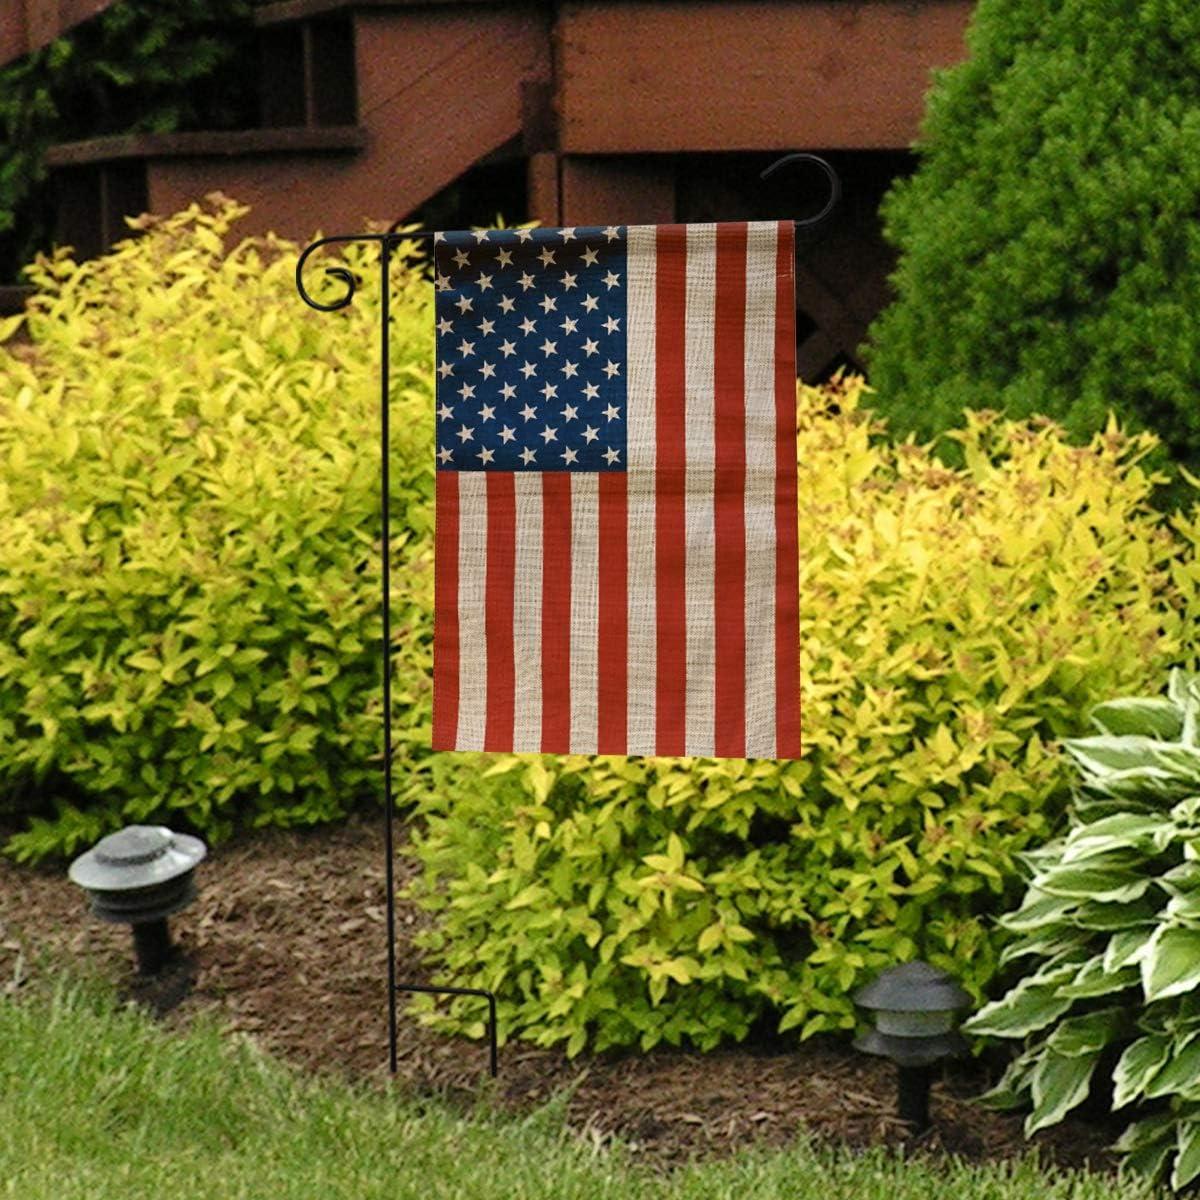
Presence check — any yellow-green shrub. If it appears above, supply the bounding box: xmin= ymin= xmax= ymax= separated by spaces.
xmin=408 ymin=378 xmax=1200 ymax=1053
xmin=0 ymin=196 xmax=436 ymax=860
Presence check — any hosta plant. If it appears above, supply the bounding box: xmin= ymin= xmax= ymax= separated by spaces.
xmin=964 ymin=670 xmax=1200 ymax=1190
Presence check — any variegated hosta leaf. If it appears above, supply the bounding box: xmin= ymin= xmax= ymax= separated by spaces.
xmin=998 ymin=887 xmax=1080 ymax=933
xmin=1104 ymin=927 xmax=1154 ymax=974
xmin=1025 ymin=1048 xmax=1100 ymax=1135
xmin=1168 ymin=992 xmax=1200 ymax=1028
xmin=1089 ymin=696 xmax=1183 ymax=741
xmin=1036 ymin=856 xmax=1153 ymax=904
xmin=1164 ymin=891 xmax=1200 ymax=926
xmin=1071 ymin=897 xmax=1159 ymax=931
xmin=1173 ymin=1120 xmax=1200 ymax=1191
xmin=1143 ymin=1032 xmax=1200 ymax=1099
xmin=1059 ymin=812 xmax=1176 ymax=861
xmin=1078 ymin=767 xmax=1199 ymax=805
xmin=1115 ymin=1110 xmax=1177 ymax=1154
xmin=1112 ymin=1032 xmax=1173 ymax=1109
xmin=1169 ymin=670 xmax=1200 ymax=746
xmin=1160 ymin=861 xmax=1200 ymax=897
xmin=998 ymin=926 xmax=1093 ymax=968
xmin=1123 ymin=1136 xmax=1174 ymax=1183
xmin=1072 ymin=792 xmax=1160 ymax=819
xmin=1170 ymin=796 xmax=1200 ymax=834
xmin=1168 ymin=670 xmax=1200 ymax=709
xmin=1045 ymin=1006 xmax=1125 ymax=1056
xmin=1142 ymin=926 xmax=1200 ymax=1002
xmin=1018 ymin=842 xmax=1069 ymax=873
xmin=977 ymin=1046 xmax=1038 ymax=1111
xmin=962 ymin=965 xmax=1078 ymax=1038
xmin=1063 ymin=735 xmax=1200 ymax=790
xmin=1059 ymin=955 xmax=1139 ymax=1000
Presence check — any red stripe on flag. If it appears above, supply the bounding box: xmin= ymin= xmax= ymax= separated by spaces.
xmin=597 ymin=471 xmax=628 ymax=753
xmin=714 ymin=223 xmax=747 ymax=758
xmin=774 ymin=222 xmax=801 ymax=757
xmin=540 ymin=472 xmax=572 ymax=752
xmin=483 ymin=472 xmax=516 ymax=751
xmin=655 ymin=225 xmax=688 ymax=756
xmin=432 ymin=471 xmax=460 ymax=750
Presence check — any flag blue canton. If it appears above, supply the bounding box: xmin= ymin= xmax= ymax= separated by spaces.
xmin=434 ymin=226 xmax=628 ymax=472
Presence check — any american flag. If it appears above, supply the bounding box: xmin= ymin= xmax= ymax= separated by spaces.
xmin=431 ymin=222 xmax=800 ymax=759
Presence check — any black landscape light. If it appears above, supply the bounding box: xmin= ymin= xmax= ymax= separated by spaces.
xmin=69 ymin=825 xmax=206 ymax=976
xmin=853 ymin=960 xmax=971 ymax=1134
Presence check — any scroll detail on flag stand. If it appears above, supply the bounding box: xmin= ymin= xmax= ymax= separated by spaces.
xmin=294 ymin=153 xmax=838 ymax=1078
xmin=431 ymin=222 xmax=800 ymax=759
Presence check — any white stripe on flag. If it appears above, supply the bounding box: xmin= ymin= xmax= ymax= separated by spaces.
xmin=455 ymin=472 xmax=488 ymax=751
xmin=511 ymin=474 xmax=543 ymax=751
xmin=625 ymin=226 xmax=658 ymax=756
xmin=743 ymin=221 xmax=780 ymax=759
xmin=569 ymin=472 xmax=600 ymax=753
xmin=683 ymin=223 xmax=717 ymax=757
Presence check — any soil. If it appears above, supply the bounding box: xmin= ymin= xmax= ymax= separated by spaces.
xmin=0 ymin=811 xmax=1122 ymax=1173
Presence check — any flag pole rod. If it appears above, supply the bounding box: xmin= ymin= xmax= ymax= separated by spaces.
xmin=299 ymin=232 xmax=501 ymax=1081
xmin=378 ymin=234 xmax=399 ymax=1075
xmin=298 ymin=231 xmax=429 ymax=1077
xmin=294 ymin=153 xmax=839 ymax=1079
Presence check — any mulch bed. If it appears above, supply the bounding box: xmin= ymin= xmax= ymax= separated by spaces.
xmin=0 ymin=810 xmax=1120 ymax=1172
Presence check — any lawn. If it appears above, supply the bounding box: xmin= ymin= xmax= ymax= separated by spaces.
xmin=0 ymin=981 xmax=1160 ymax=1200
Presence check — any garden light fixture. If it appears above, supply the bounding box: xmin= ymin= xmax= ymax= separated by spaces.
xmin=69 ymin=825 xmax=206 ymax=976
xmin=853 ymin=960 xmax=971 ymax=1134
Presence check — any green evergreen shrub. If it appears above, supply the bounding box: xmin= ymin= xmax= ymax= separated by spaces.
xmin=965 ymin=671 xmax=1200 ymax=1190
xmin=406 ymin=378 xmax=1200 ymax=1055
xmin=0 ymin=196 xmax=435 ymax=860
xmin=863 ymin=0 xmax=1200 ymax=484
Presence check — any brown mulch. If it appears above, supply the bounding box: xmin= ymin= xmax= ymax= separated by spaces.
xmin=0 ymin=810 xmax=1120 ymax=1173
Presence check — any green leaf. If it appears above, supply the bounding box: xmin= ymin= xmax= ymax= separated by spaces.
xmin=1046 ymin=1007 xmax=1124 ymax=1056
xmin=1112 ymin=1033 xmax=1172 ymax=1109
xmin=1036 ymin=858 xmax=1152 ymax=904
xmin=1072 ymin=897 xmax=1159 ymax=931
xmin=1174 ymin=1120 xmax=1200 ymax=1191
xmin=504 ymin=884 xmax=546 ymax=911
xmin=1025 ymin=1049 xmax=1099 ymax=1134
xmin=1062 ymin=735 xmax=1176 ymax=777
xmin=1060 ymin=812 xmax=1175 ymax=861
xmin=1090 ymin=697 xmax=1183 ymax=740
xmin=1160 ymin=861 xmax=1200 ymax=897
xmin=977 ymin=1050 xmax=1036 ymax=1110
xmin=1142 ymin=926 xmax=1200 ymax=1002
xmin=1104 ymin=927 xmax=1154 ymax=974
xmin=1059 ymin=955 xmax=1139 ymax=1001
xmin=1123 ymin=1138 xmax=1173 ymax=1183
xmin=1064 ymin=735 xmax=1200 ymax=790
xmin=1164 ymin=891 xmax=1200 ymax=925
xmin=999 ymin=926 xmax=1092 ymax=968
xmin=1144 ymin=1032 xmax=1200 ymax=1099
xmin=962 ymin=966 xmax=1077 ymax=1039
xmin=1115 ymin=1110 xmax=1177 ymax=1155
xmin=998 ymin=887 xmax=1079 ymax=933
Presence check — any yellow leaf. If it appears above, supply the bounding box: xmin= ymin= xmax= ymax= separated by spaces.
xmin=527 ymin=759 xmax=555 ymax=803
xmin=667 ymin=832 xmax=685 ymax=870
xmin=931 ymin=724 xmax=956 ymax=765
xmin=505 ymin=884 xmax=544 ymax=910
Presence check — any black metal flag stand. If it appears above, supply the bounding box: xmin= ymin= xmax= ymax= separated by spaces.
xmin=294 ymin=153 xmax=839 ymax=1080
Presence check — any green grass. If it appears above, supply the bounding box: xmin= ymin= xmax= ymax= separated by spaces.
xmin=0 ymin=983 xmax=1162 ymax=1200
